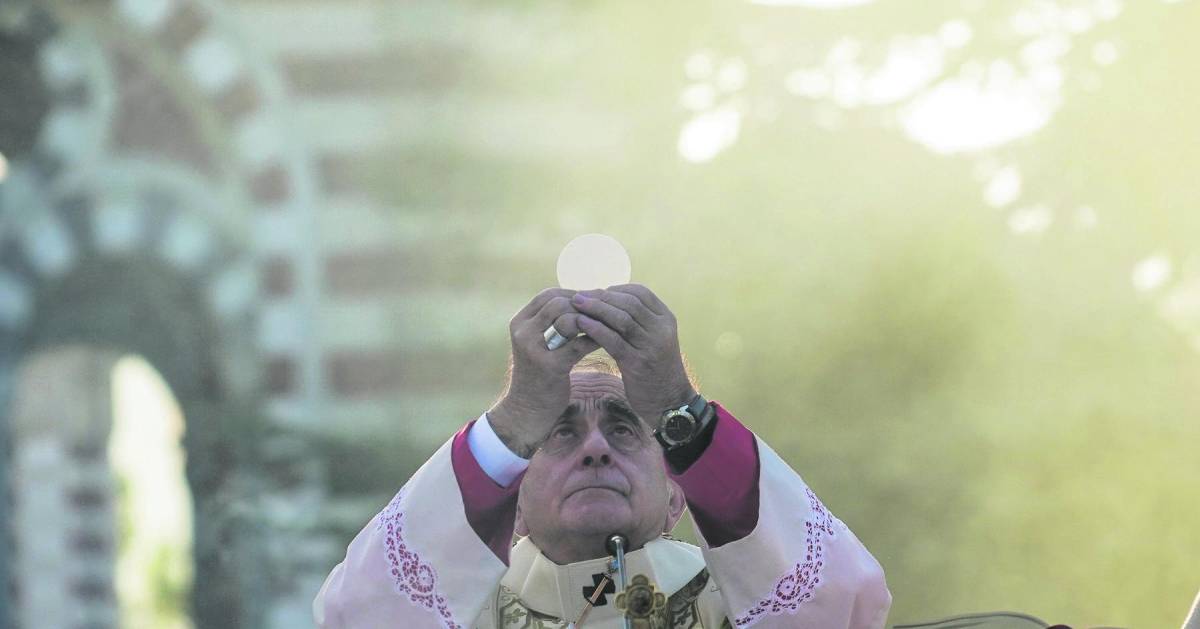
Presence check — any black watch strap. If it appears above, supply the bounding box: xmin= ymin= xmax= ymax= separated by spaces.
xmin=686 ymin=393 xmax=713 ymax=423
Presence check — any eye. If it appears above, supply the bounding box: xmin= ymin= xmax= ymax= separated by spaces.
xmin=611 ymin=424 xmax=634 ymax=436
xmin=552 ymin=425 xmax=576 ymax=438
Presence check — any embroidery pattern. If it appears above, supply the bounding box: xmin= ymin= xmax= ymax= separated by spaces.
xmin=497 ymin=586 xmax=567 ymax=628
xmin=733 ymin=488 xmax=842 ymax=628
xmin=498 ymin=569 xmax=720 ymax=629
xmin=667 ymin=568 xmax=711 ymax=629
xmin=377 ymin=489 xmax=462 ymax=629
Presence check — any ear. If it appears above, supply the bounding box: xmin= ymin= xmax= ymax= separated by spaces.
xmin=514 ymin=503 xmax=529 ymax=537
xmin=663 ymin=479 xmax=687 ymax=533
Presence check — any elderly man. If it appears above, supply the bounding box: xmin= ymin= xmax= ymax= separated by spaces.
xmin=315 ymin=285 xmax=891 ymax=628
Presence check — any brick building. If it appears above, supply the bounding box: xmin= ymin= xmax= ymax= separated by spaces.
xmin=0 ymin=0 xmax=628 ymax=626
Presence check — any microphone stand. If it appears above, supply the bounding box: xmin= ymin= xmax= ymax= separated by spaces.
xmin=606 ymin=534 xmax=632 ymax=629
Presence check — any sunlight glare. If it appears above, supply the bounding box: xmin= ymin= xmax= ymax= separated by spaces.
xmin=898 ymin=60 xmax=1060 ymax=154
xmin=749 ymin=0 xmax=875 ymax=7
xmin=1132 ymin=255 xmax=1173 ymax=292
xmin=110 ymin=355 xmax=194 ymax=629
xmin=1008 ymin=205 xmax=1053 ymax=235
xmin=984 ymin=166 xmax=1023 ymax=208
xmin=678 ymin=106 xmax=742 ymax=162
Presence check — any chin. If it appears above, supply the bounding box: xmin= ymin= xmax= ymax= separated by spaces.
xmin=561 ymin=502 xmax=631 ymax=538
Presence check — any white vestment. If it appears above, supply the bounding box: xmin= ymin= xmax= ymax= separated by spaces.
xmin=315 ymin=404 xmax=891 ymax=628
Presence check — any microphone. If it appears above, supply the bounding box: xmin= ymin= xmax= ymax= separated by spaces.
xmin=605 ymin=533 xmax=628 ymax=558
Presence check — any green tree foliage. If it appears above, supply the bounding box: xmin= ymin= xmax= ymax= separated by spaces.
xmin=362 ymin=1 xmax=1199 ymax=625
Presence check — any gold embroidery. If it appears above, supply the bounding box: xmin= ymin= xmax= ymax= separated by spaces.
xmin=666 ymin=569 xmax=709 ymax=629
xmin=496 ymin=570 xmax=730 ymax=629
xmin=498 ymin=586 xmax=568 ymax=629
xmin=614 ymin=575 xmax=667 ymax=628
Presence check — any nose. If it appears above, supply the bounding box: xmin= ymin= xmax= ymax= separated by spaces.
xmin=582 ymin=453 xmax=611 ymax=467
xmin=578 ymin=426 xmax=613 ymax=468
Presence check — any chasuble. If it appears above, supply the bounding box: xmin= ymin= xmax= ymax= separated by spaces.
xmin=314 ymin=403 xmax=891 ymax=628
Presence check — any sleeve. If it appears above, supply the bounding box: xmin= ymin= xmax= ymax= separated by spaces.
xmin=669 ymin=403 xmax=892 ymax=629
xmin=313 ymin=421 xmax=522 ymax=629
xmin=1183 ymin=588 xmax=1200 ymax=629
xmin=466 ymin=412 xmax=530 ymax=487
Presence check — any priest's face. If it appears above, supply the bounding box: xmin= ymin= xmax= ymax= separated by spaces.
xmin=517 ymin=371 xmax=679 ymax=563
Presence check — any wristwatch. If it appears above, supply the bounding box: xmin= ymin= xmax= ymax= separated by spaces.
xmin=654 ymin=392 xmax=715 ymax=451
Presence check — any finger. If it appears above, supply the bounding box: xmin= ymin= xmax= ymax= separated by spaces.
xmin=577 ymin=315 xmax=635 ymax=359
xmin=514 ymin=287 xmax=576 ymax=322
xmin=530 ymin=295 xmax=578 ymax=329
xmin=516 ymin=297 xmax=575 ymax=353
xmin=561 ymin=334 xmax=601 ymax=362
xmin=541 ymin=312 xmax=590 ymax=353
xmin=589 ymin=290 xmax=656 ymax=329
xmin=607 ymin=284 xmax=668 ymax=316
xmin=549 ymin=312 xmax=585 ymax=338
xmin=571 ymin=293 xmax=646 ymax=342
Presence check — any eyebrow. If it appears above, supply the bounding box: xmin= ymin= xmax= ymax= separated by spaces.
xmin=601 ymin=399 xmax=641 ymax=426
xmin=554 ymin=399 xmax=643 ymax=426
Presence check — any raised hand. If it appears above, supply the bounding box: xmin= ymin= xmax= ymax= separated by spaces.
xmin=487 ymin=288 xmax=601 ymax=457
xmin=569 ymin=284 xmax=697 ymax=426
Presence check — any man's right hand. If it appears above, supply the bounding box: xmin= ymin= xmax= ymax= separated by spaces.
xmin=487 ymin=288 xmax=600 ymax=457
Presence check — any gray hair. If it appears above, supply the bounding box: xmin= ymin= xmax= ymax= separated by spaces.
xmin=572 ymin=353 xmax=700 ymax=391
xmin=494 ymin=350 xmax=699 ymax=406
xmin=570 ymin=353 xmax=622 ymax=377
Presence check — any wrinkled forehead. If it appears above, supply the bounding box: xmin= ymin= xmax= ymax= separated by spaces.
xmin=567 ymin=371 xmax=627 ymax=403
xmin=563 ymin=371 xmax=646 ymax=425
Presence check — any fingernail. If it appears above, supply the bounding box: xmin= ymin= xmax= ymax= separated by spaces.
xmin=572 ymin=294 xmax=588 ymax=305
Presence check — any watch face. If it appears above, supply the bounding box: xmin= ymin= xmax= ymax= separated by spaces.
xmin=662 ymin=412 xmax=696 ymax=443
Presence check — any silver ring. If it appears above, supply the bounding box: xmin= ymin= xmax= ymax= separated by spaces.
xmin=543 ymin=324 xmax=569 ymax=350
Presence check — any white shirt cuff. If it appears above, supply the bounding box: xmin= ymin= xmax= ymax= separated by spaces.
xmin=467 ymin=412 xmax=530 ymax=487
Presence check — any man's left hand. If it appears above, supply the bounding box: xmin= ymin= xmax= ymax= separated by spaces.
xmin=571 ymin=284 xmax=698 ymax=425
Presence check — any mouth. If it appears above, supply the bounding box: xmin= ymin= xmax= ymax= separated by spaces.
xmin=568 ymin=485 xmax=627 ymax=499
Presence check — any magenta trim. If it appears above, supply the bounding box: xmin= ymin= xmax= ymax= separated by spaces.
xmin=451 ymin=421 xmax=522 ymax=564
xmin=669 ymin=402 xmax=761 ymax=547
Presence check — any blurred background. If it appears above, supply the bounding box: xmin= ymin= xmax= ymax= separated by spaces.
xmin=0 ymin=0 xmax=1198 ymax=627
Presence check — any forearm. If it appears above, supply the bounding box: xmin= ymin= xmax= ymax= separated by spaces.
xmin=484 ymin=398 xmax=545 ymax=458
xmin=453 ymin=420 xmax=524 ymax=563
xmin=667 ymin=402 xmax=761 ymax=547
